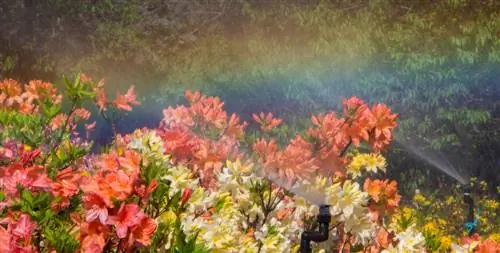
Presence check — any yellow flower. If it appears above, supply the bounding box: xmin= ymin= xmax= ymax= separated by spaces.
xmin=423 ymin=221 xmax=438 ymax=234
xmin=482 ymin=199 xmax=499 ymax=210
xmin=347 ymin=155 xmax=364 ymax=178
xmin=347 ymin=153 xmax=387 ymax=178
xmin=437 ymin=218 xmax=447 ymax=227
xmin=413 ymin=193 xmax=430 ymax=206
xmin=159 ymin=210 xmax=177 ymax=227
xmin=402 ymin=207 xmax=415 ymax=219
xmin=488 ymin=233 xmax=500 ymax=243
xmin=445 ymin=196 xmax=455 ymax=205
xmin=439 ymin=236 xmax=453 ymax=250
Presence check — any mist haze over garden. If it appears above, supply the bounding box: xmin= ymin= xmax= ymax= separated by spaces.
xmin=0 ymin=0 xmax=499 ymax=252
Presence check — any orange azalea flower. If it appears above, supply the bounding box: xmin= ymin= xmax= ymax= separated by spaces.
xmin=476 ymin=239 xmax=500 ymax=253
xmin=161 ymin=106 xmax=195 ymax=128
xmin=78 ymin=219 xmax=110 ymax=253
xmin=86 ymin=121 xmax=96 ymax=130
xmin=314 ymin=150 xmax=348 ymax=177
xmin=252 ymin=138 xmax=278 ymax=158
xmin=184 ymin=90 xmax=202 ymax=104
xmin=342 ymin=97 xmax=368 ymax=119
xmin=18 ymin=100 xmax=36 ymax=114
xmin=226 ymin=113 xmax=247 ymax=138
xmin=193 ymin=140 xmax=227 ymax=187
xmin=157 ymin=128 xmax=197 ymax=163
xmin=180 ymin=188 xmax=193 ymax=208
xmin=113 ymin=93 xmax=133 ymax=111
xmin=2 ymin=164 xmax=52 ymax=197
xmin=0 ymin=213 xmax=38 ymax=252
xmin=73 ymin=108 xmax=91 ymax=121
xmin=364 ymin=179 xmax=401 ymax=221
xmin=246 ymin=229 xmax=255 ymax=238
xmin=128 ymin=215 xmax=156 ymax=247
xmin=82 ymin=193 xmax=109 ymax=224
xmin=25 ymin=79 xmax=62 ymax=104
xmin=0 ymin=79 xmax=22 ymax=107
xmin=252 ymin=112 xmax=282 ymax=132
xmin=276 ymin=135 xmax=318 ymax=184
xmin=51 ymin=167 xmax=82 ymax=209
xmin=124 ymin=86 xmax=139 ymax=105
xmin=276 ymin=207 xmax=293 ymax=220
xmin=308 ymin=112 xmax=349 ymax=154
xmin=188 ymin=93 xmax=227 ymax=129
xmin=79 ymin=73 xmax=92 ymax=83
xmin=107 ymin=203 xmax=143 ymax=239
xmin=364 ymin=179 xmax=383 ymax=202
xmin=0 ymin=92 xmax=6 ymax=105
xmin=369 ymin=104 xmax=398 ymax=152
xmin=81 ymin=233 xmax=106 ymax=253
xmin=375 ymin=227 xmax=394 ymax=249
xmin=113 ymin=86 xmax=140 ymax=111
xmin=85 ymin=121 xmax=96 ymax=138
xmin=344 ymin=110 xmax=375 ymax=147
xmin=11 ymin=214 xmax=37 ymax=241
xmin=50 ymin=113 xmax=68 ymax=131
xmin=102 ymin=171 xmax=134 ymax=201
xmin=134 ymin=179 xmax=158 ymax=205
xmin=0 ymin=225 xmax=10 ymax=252
xmin=96 ymin=90 xmax=108 ymax=111
xmin=95 ymin=152 xmax=120 ymax=172
xmin=117 ymin=150 xmax=141 ymax=178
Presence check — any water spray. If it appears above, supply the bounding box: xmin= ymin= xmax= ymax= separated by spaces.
xmin=299 ymin=205 xmax=331 ymax=253
xmin=462 ymin=186 xmax=478 ymax=236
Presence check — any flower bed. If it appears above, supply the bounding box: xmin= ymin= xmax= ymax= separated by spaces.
xmin=0 ymin=75 xmax=498 ymax=252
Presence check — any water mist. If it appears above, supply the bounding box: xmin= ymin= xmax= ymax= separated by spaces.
xmin=395 ymin=139 xmax=469 ymax=185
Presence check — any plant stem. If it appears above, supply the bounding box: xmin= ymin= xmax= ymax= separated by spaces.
xmin=42 ymin=101 xmax=77 ymax=165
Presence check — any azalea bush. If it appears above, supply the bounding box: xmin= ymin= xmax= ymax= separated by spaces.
xmin=0 ymin=74 xmax=499 ymax=253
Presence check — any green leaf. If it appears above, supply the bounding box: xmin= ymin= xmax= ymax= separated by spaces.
xmin=21 ymin=190 xmax=34 ymax=206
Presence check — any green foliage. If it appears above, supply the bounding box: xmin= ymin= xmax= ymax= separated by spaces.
xmin=16 ymin=190 xmax=53 ymax=223
xmin=1 ymin=0 xmax=499 ymax=194
xmin=44 ymin=221 xmax=80 ymax=253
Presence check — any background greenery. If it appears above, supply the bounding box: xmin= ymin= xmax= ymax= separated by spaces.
xmin=1 ymin=0 xmax=499 ymax=197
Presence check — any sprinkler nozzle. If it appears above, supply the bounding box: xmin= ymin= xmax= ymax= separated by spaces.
xmin=462 ymin=186 xmax=477 ymax=236
xmin=300 ymin=205 xmax=331 ymax=253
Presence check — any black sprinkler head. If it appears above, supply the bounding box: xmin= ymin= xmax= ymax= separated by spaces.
xmin=462 ymin=185 xmax=477 ymax=236
xmin=300 ymin=205 xmax=331 ymax=253
xmin=463 ymin=186 xmax=473 ymax=204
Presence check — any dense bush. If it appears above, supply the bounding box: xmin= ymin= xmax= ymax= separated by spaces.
xmin=2 ymin=0 xmax=499 ymax=195
xmin=0 ymin=74 xmax=498 ymax=252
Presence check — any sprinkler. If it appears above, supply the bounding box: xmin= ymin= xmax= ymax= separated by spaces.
xmin=300 ymin=205 xmax=331 ymax=253
xmin=463 ymin=186 xmax=478 ymax=236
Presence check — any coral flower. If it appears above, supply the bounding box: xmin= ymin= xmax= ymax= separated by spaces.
xmin=252 ymin=112 xmax=282 ymax=132
xmin=113 ymin=86 xmax=140 ymax=111
xmin=51 ymin=167 xmax=81 ymax=208
xmin=134 ymin=179 xmax=158 ymax=205
xmin=107 ymin=203 xmax=142 ymax=238
xmin=105 ymin=170 xmax=134 ymax=200
xmin=180 ymin=188 xmax=193 ymax=208
xmin=95 ymin=152 xmax=120 ymax=172
xmin=81 ymin=234 xmax=106 ymax=253
xmin=0 ymin=225 xmax=10 ymax=252
xmin=50 ymin=113 xmax=68 ymax=131
xmin=117 ymin=150 xmax=141 ymax=177
xmin=78 ymin=219 xmax=110 ymax=253
xmin=83 ymin=193 xmax=109 ymax=224
xmin=96 ymin=90 xmax=108 ymax=111
xmin=128 ymin=215 xmax=157 ymax=247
